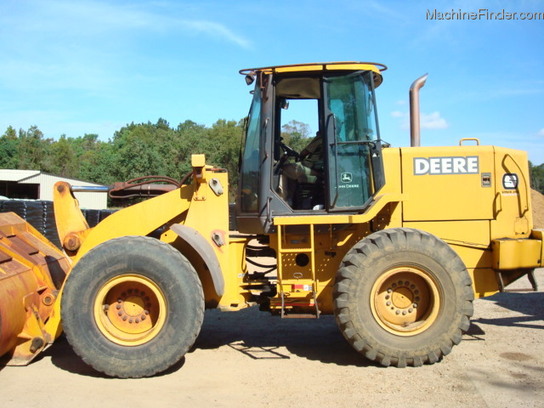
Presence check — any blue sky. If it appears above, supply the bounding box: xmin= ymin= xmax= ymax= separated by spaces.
xmin=0 ymin=0 xmax=543 ymax=163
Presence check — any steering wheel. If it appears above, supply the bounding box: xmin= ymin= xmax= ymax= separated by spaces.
xmin=280 ymin=142 xmax=300 ymax=160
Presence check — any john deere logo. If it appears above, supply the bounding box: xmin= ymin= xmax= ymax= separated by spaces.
xmin=341 ymin=172 xmax=353 ymax=183
xmin=413 ymin=156 xmax=479 ymax=175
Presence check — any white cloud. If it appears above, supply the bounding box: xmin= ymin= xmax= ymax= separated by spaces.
xmin=0 ymin=1 xmax=251 ymax=50
xmin=538 ymin=129 xmax=544 ymax=137
xmin=421 ymin=112 xmax=448 ymax=130
xmin=357 ymin=0 xmax=405 ymax=21
xmin=182 ymin=20 xmax=251 ymax=49
xmin=390 ymin=111 xmax=409 ymax=130
xmin=0 ymin=0 xmax=251 ymax=97
xmin=391 ymin=110 xmax=448 ymax=130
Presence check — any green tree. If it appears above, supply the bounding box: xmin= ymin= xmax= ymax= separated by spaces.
xmin=76 ymin=142 xmax=116 ymax=185
xmin=111 ymin=119 xmax=177 ymax=181
xmin=281 ymin=120 xmax=311 ymax=153
xmin=0 ymin=117 xmax=313 ymax=202
xmin=172 ymin=120 xmax=210 ymax=177
xmin=530 ymin=161 xmax=544 ymax=194
xmin=202 ymin=119 xmax=243 ymax=198
xmin=16 ymin=126 xmax=52 ymax=170
xmin=0 ymin=126 xmax=19 ymax=168
xmin=46 ymin=135 xmax=78 ymax=177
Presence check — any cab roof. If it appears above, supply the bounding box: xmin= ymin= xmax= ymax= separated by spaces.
xmin=240 ymin=61 xmax=387 ymax=87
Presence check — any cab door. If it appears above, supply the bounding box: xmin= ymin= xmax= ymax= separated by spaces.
xmin=323 ymin=71 xmax=384 ymax=211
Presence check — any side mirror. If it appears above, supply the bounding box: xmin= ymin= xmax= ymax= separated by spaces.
xmin=245 ymin=74 xmax=255 ymax=86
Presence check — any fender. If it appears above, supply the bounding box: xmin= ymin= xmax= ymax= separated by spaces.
xmin=169 ymin=224 xmax=225 ymax=297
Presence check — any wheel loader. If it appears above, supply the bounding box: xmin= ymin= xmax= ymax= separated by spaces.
xmin=0 ymin=62 xmax=542 ymax=377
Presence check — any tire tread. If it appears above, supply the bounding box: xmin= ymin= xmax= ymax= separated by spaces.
xmin=333 ymin=228 xmax=474 ymax=368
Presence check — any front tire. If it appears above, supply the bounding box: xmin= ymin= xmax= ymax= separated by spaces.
xmin=334 ymin=228 xmax=473 ymax=367
xmin=61 ymin=236 xmax=204 ymax=378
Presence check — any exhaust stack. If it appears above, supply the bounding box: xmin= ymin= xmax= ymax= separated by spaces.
xmin=409 ymin=74 xmax=428 ymax=147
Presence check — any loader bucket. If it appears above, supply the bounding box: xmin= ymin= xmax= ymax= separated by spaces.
xmin=0 ymin=212 xmax=71 ymax=365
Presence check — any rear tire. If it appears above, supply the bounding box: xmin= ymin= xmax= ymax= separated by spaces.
xmin=61 ymin=236 xmax=204 ymax=378
xmin=333 ymin=228 xmax=473 ymax=367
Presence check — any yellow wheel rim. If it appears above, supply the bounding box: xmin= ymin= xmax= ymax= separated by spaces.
xmin=93 ymin=274 xmax=167 ymax=346
xmin=370 ymin=266 xmax=441 ymax=336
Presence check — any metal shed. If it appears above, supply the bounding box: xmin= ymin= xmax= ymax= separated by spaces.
xmin=0 ymin=169 xmax=107 ymax=210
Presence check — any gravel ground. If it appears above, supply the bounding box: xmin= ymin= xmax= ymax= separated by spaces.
xmin=1 ymin=268 xmax=543 ymax=408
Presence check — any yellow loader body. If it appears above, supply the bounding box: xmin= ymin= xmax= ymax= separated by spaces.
xmin=0 ymin=212 xmax=70 ymax=364
xmin=0 ymin=61 xmax=542 ymax=376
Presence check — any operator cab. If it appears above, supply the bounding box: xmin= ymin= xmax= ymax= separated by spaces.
xmin=237 ymin=62 xmax=386 ymax=233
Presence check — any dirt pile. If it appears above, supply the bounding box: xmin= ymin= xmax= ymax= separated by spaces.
xmin=532 ymin=189 xmax=544 ymax=229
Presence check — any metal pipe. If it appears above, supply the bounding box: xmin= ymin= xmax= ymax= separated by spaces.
xmin=71 ymin=183 xmax=178 ymax=197
xmin=409 ymin=74 xmax=428 ymax=147
xmin=70 ymin=185 xmax=110 ymax=193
